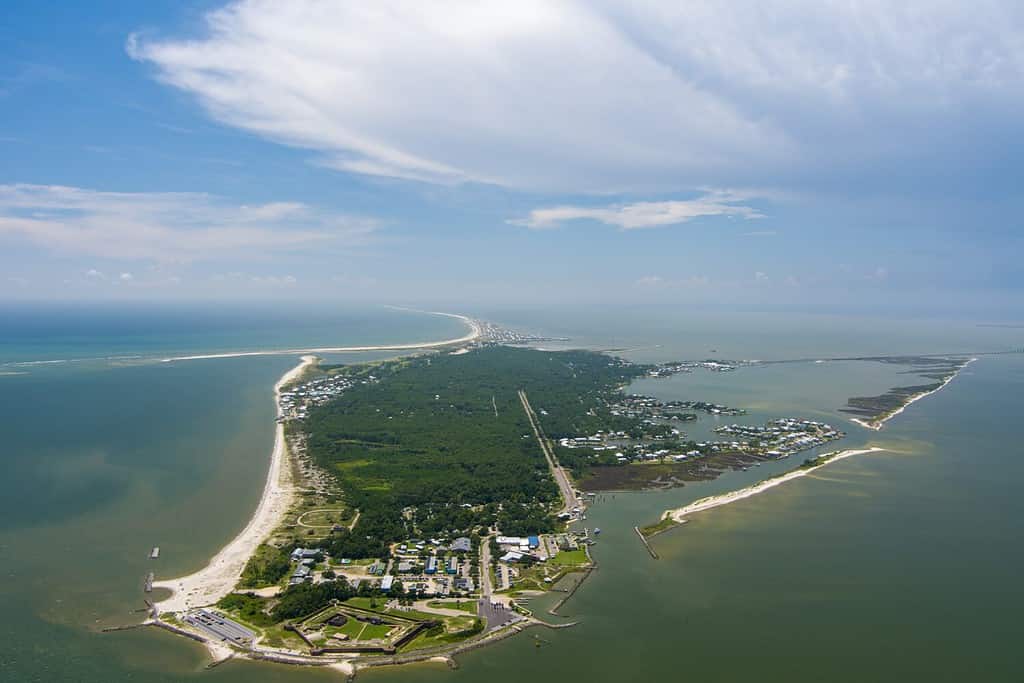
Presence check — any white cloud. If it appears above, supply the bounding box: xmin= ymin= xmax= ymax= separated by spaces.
xmin=0 ymin=184 xmax=377 ymax=262
xmin=119 ymin=272 xmax=134 ymax=281
xmin=128 ymin=1 xmax=1024 ymax=192
xmin=755 ymin=271 xmax=769 ymax=283
xmin=512 ymin=190 xmax=762 ymax=230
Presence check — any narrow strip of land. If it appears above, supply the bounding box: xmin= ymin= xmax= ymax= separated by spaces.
xmin=160 ymin=310 xmax=480 ymax=362
xmin=661 ymin=447 xmax=884 ymax=525
xmin=850 ymin=358 xmax=976 ymax=430
xmin=518 ymin=389 xmax=580 ymax=516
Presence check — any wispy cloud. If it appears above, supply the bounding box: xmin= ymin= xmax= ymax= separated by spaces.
xmin=0 ymin=184 xmax=377 ymax=262
xmin=511 ymin=191 xmax=762 ymax=230
xmin=128 ymin=1 xmax=1024 ymax=192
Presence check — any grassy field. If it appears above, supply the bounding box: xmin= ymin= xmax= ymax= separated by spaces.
xmin=401 ymin=615 xmax=482 ymax=652
xmin=550 ymin=548 xmax=589 ymax=566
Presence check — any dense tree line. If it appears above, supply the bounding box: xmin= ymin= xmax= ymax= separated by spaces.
xmin=270 ymin=579 xmax=355 ymax=621
xmin=302 ymin=346 xmax=647 ymax=538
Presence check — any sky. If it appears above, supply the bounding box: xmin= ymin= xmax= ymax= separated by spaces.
xmin=1 ymin=0 xmax=1022 ymax=318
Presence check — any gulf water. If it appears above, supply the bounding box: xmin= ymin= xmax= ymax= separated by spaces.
xmin=1 ymin=304 xmax=1019 ymax=682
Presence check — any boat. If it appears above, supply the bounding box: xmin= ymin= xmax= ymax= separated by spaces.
xmin=149 ymin=547 xmax=160 ymax=559
xmin=593 ymin=528 xmax=601 ymax=535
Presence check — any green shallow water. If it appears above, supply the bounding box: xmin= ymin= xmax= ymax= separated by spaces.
xmin=1 ymin=308 xmax=1021 ymax=682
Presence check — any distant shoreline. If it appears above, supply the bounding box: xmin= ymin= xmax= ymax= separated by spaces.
xmin=850 ymin=357 xmax=976 ymax=431
xmin=160 ymin=309 xmax=480 ymax=362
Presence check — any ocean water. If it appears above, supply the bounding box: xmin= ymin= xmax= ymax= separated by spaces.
xmin=1 ymin=305 xmax=1020 ymax=682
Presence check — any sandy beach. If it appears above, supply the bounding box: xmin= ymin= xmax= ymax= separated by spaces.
xmin=851 ymin=358 xmax=976 ymax=431
xmin=664 ymin=447 xmax=885 ymax=523
xmin=160 ymin=310 xmax=480 ymax=362
xmin=151 ymin=355 xmax=315 ymax=613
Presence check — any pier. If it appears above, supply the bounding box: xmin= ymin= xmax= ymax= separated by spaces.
xmin=634 ymin=526 xmax=659 ymax=559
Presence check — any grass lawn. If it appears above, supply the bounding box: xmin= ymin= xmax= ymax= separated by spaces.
xmin=344 ymin=597 xmax=387 ymax=611
xmin=550 ymin=549 xmax=588 ymax=566
xmin=400 ymin=616 xmax=481 ymax=652
xmin=427 ymin=600 xmax=477 ymax=613
xmin=355 ymin=622 xmax=395 ymax=641
xmin=260 ymin=625 xmax=308 ymax=650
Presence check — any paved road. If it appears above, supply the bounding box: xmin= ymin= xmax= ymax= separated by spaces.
xmin=478 ymin=536 xmax=493 ymax=600
xmin=518 ymin=389 xmax=580 ymax=516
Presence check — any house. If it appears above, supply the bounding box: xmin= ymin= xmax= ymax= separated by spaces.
xmin=425 ymin=557 xmax=438 ymax=574
xmin=397 ymin=561 xmax=415 ymax=573
xmin=289 ymin=564 xmax=312 ymax=585
xmin=527 ymin=536 xmax=540 ymax=549
xmin=499 ymin=551 xmax=524 ymax=563
xmin=451 ymin=537 xmax=472 ymax=553
xmin=290 ymin=548 xmax=319 ymax=562
xmin=380 ymin=575 xmax=395 ymax=591
xmin=446 ymin=557 xmax=459 ymax=574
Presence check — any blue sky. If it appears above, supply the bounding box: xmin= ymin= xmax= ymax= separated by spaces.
xmin=1 ymin=1 xmax=1022 ymax=318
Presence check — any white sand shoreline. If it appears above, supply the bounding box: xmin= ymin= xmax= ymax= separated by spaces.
xmin=160 ymin=310 xmax=480 ymax=362
xmin=152 ymin=309 xmax=480 ymax=614
xmin=664 ymin=447 xmax=885 ymax=524
xmin=152 ymin=355 xmax=315 ymax=613
xmin=851 ymin=357 xmax=976 ymax=431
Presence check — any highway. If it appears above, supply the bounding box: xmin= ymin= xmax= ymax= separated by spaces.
xmin=518 ymin=389 xmax=581 ymax=517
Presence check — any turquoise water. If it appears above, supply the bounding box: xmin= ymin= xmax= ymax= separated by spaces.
xmin=1 ymin=306 xmax=1020 ymax=681
xmin=0 ymin=302 xmax=466 ymax=364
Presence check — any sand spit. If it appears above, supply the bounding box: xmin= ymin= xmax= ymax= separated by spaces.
xmin=160 ymin=310 xmax=480 ymax=363
xmin=852 ymin=358 xmax=976 ymax=431
xmin=663 ymin=447 xmax=885 ymax=524
xmin=151 ymin=355 xmax=315 ymax=614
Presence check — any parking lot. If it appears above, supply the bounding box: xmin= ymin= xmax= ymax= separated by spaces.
xmin=184 ymin=609 xmax=255 ymax=648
